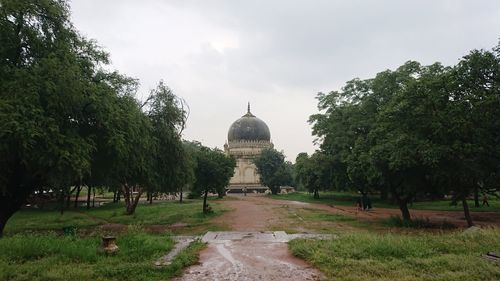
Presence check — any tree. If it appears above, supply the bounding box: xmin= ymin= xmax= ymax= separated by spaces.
xmin=310 ymin=62 xmax=452 ymax=221
xmin=0 ymin=0 xmax=193 ymax=235
xmin=294 ymin=152 xmax=309 ymax=191
xmin=294 ymin=152 xmax=333 ymax=198
xmin=0 ymin=0 xmax=130 ymax=236
xmin=254 ymin=148 xmax=293 ymax=195
xmin=309 ymin=44 xmax=500 ymax=226
xmin=189 ymin=144 xmax=235 ymax=213
xmin=144 ymin=81 xmax=189 ymax=207
xmin=436 ymin=46 xmax=500 ymax=226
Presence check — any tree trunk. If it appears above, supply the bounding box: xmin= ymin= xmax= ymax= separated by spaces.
xmin=149 ymin=192 xmax=153 ymax=204
xmin=462 ymin=197 xmax=474 ymax=227
xmin=124 ymin=185 xmax=143 ymax=215
xmin=60 ymin=188 xmax=65 ymax=215
xmin=179 ymin=186 xmax=183 ymax=204
xmin=0 ymin=194 xmax=27 ymax=238
xmin=473 ymin=186 xmax=480 ymax=208
xmin=74 ymin=185 xmax=81 ymax=208
xmin=86 ymin=185 xmax=91 ymax=209
xmin=313 ymin=188 xmax=319 ymax=199
xmin=398 ymin=200 xmax=411 ymax=221
xmin=92 ymin=187 xmax=95 ymax=208
xmin=0 ymin=164 xmax=36 ymax=237
xmin=65 ymin=190 xmax=71 ymax=210
xmin=66 ymin=186 xmax=76 ymax=209
xmin=0 ymin=212 xmax=10 ymax=238
xmin=203 ymin=189 xmax=209 ymax=213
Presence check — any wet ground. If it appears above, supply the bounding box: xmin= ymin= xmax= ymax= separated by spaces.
xmin=173 ymin=231 xmax=325 ymax=281
xmin=173 ymin=194 xmax=500 ymax=280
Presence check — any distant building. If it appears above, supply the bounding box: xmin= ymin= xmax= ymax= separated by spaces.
xmin=224 ymin=103 xmax=273 ymax=193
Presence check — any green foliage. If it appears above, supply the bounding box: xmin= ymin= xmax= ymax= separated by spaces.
xmin=294 ymin=152 xmax=334 ymax=198
xmin=0 ymin=0 xmax=192 ymax=233
xmin=290 ymin=229 xmax=500 ymax=281
xmin=254 ymin=148 xmax=293 ymax=194
xmin=145 ymin=81 xmax=190 ymax=194
xmin=184 ymin=142 xmax=235 ymax=212
xmin=383 ymin=216 xmax=456 ymax=229
xmin=309 ymin=43 xmax=500 ymax=225
xmin=273 ymin=191 xmax=500 ymax=212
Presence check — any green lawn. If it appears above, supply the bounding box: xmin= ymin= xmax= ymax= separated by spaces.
xmin=290 ymin=228 xmax=500 ymax=281
xmin=273 ymin=192 xmax=500 ymax=212
xmin=1 ymin=198 xmax=221 ymax=281
xmin=0 ymin=231 xmax=205 ymax=281
xmin=4 ymin=199 xmax=226 ymax=235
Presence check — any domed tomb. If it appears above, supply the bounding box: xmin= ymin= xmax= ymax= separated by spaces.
xmin=227 ymin=111 xmax=271 ymax=142
xmin=224 ymin=103 xmax=273 ymax=193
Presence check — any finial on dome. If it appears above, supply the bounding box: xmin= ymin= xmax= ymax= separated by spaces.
xmin=242 ymin=102 xmax=255 ymax=117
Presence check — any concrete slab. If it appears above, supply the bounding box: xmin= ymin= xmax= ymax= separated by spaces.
xmin=201 ymin=231 xmax=335 ymax=243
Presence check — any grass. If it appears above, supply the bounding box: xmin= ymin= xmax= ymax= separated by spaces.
xmin=4 ymin=199 xmax=226 ymax=235
xmin=383 ymin=216 xmax=456 ymax=230
xmin=272 ymin=192 xmax=397 ymax=208
xmin=0 ymin=230 xmax=205 ymax=281
xmin=272 ymin=191 xmax=500 ymax=212
xmin=268 ymin=205 xmax=376 ymax=234
xmin=0 ymin=197 xmax=221 ymax=280
xmin=290 ymin=228 xmax=500 ymax=281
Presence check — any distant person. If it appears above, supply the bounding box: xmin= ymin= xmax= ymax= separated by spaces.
xmin=483 ymin=195 xmax=490 ymax=207
xmin=356 ymin=197 xmax=363 ymax=211
xmin=362 ymin=193 xmax=372 ymax=211
xmin=243 ymin=187 xmax=247 ymax=196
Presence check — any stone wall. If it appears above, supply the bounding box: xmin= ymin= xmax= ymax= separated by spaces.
xmin=224 ymin=140 xmax=273 ymax=188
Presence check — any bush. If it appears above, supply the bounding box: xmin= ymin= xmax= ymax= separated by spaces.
xmin=384 ymin=216 xmax=456 ymax=229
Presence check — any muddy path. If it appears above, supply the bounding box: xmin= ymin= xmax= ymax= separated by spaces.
xmin=212 ymin=195 xmax=291 ymax=231
xmin=174 ymin=194 xmax=500 ymax=280
xmin=216 ymin=194 xmax=500 ymax=229
xmin=174 ymin=238 xmax=322 ymax=281
xmin=174 ymin=195 xmax=324 ymax=281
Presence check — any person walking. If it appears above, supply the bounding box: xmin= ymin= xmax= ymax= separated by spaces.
xmin=483 ymin=194 xmax=490 ymax=207
xmin=356 ymin=197 xmax=363 ymax=211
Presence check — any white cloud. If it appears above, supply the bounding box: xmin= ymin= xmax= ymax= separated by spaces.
xmin=70 ymin=0 xmax=500 ymax=160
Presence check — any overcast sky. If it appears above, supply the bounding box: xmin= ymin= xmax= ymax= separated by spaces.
xmin=70 ymin=0 xmax=500 ymax=161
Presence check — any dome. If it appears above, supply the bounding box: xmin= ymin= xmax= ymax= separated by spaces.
xmin=228 ymin=104 xmax=271 ymax=142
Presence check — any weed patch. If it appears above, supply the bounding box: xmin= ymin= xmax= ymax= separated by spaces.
xmin=384 ymin=216 xmax=456 ymax=229
xmin=289 ymin=229 xmax=500 ymax=281
xmin=0 ymin=230 xmax=203 ymax=281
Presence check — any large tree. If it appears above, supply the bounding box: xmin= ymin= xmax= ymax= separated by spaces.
xmin=436 ymin=46 xmax=500 ymax=226
xmin=309 ymin=44 xmax=500 ymax=225
xmin=294 ymin=152 xmax=333 ymax=198
xmin=188 ymin=143 xmax=235 ymax=213
xmin=254 ymin=148 xmax=293 ymax=195
xmin=0 ymin=0 xmax=131 ymax=235
xmin=0 ymin=0 xmax=191 ymax=235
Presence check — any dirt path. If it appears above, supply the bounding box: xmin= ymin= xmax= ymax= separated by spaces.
xmin=174 ymin=194 xmax=500 ymax=281
xmin=212 ymin=195 xmax=290 ymax=231
xmin=266 ymin=197 xmax=500 ymax=227
xmin=174 ymin=237 xmax=322 ymax=281
xmin=216 ymin=195 xmax=500 ymax=228
xmin=174 ymin=195 xmax=324 ymax=281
